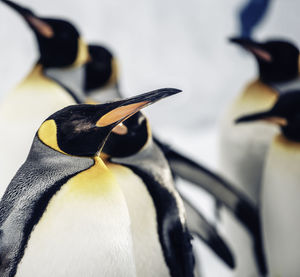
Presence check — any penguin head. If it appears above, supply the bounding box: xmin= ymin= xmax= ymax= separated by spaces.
xmin=84 ymin=45 xmax=118 ymax=93
xmin=235 ymin=90 xmax=300 ymax=141
xmin=1 ymin=0 xmax=89 ymax=68
xmin=102 ymin=111 xmax=151 ymax=158
xmin=230 ymin=37 xmax=299 ymax=83
xmin=37 ymin=88 xmax=180 ymax=157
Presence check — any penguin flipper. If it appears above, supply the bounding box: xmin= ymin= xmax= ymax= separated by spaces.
xmin=182 ymin=198 xmax=235 ymax=268
xmin=153 ymin=137 xmax=267 ymax=275
xmin=154 ymin=137 xmax=251 ymax=218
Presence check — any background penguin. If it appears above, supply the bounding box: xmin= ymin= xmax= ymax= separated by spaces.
xmin=84 ymin=44 xmax=121 ymax=102
xmin=0 ymin=88 xmax=179 ymax=277
xmin=236 ymin=90 xmax=300 ymax=277
xmin=219 ymin=37 xmax=300 ymax=205
xmin=101 ymin=111 xmax=236 ymax=276
xmin=102 ymin=110 xmax=196 ymax=277
xmin=218 ymin=37 xmax=300 ymax=277
xmin=0 ymin=0 xmax=90 ymax=195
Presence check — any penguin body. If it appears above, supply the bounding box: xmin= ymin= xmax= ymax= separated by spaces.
xmin=0 ymin=65 xmax=77 ymax=196
xmin=218 ymin=38 xmax=300 ymax=276
xmin=0 ymin=88 xmax=179 ymax=277
xmin=220 ymin=38 xmax=300 ymax=204
xmin=236 ymin=90 xmax=300 ymax=276
xmin=0 ymin=138 xmax=135 ymax=277
xmin=0 ymin=0 xmax=90 ymax=195
xmin=220 ymin=79 xmax=278 ymax=202
xmin=262 ymin=135 xmax=300 ymax=276
xmin=102 ymin=112 xmax=195 ymax=277
xmin=108 ymin=162 xmax=171 ymax=276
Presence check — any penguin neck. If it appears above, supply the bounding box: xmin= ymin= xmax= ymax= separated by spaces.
xmin=20 ymin=63 xmax=48 ymax=87
xmin=111 ymin=137 xmax=174 ymax=190
xmin=43 ymin=64 xmax=86 ymax=103
xmin=13 ymin=64 xmax=65 ymax=96
xmin=266 ymin=75 xmax=300 ymax=95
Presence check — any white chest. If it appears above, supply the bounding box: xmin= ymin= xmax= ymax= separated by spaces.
xmin=262 ymin=136 xmax=300 ymax=276
xmin=0 ymin=70 xmax=76 ymax=197
xmin=108 ymin=163 xmax=170 ymax=277
xmin=16 ymin=160 xmax=136 ymax=277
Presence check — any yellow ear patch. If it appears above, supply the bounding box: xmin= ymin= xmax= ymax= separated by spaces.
xmin=38 ymin=120 xmax=66 ymax=154
xmin=96 ymin=101 xmax=149 ymax=127
xmin=71 ymin=38 xmax=91 ymax=67
xmin=107 ymin=58 xmax=118 ymax=86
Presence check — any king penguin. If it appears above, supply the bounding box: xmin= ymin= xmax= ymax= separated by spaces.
xmin=219 ymin=37 xmax=300 ymax=205
xmin=0 ymin=0 xmax=90 ymax=195
xmin=0 ymin=88 xmax=179 ymax=277
xmin=101 ymin=110 xmax=197 ymax=277
xmin=236 ymin=89 xmax=300 ymax=277
xmin=218 ymin=37 xmax=300 ymax=277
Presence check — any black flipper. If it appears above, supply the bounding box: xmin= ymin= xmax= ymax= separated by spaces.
xmin=153 ymin=137 xmax=267 ymax=276
xmin=182 ymin=197 xmax=235 ymax=268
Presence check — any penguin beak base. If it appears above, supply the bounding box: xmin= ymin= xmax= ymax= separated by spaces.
xmin=229 ymin=37 xmax=272 ymax=62
xmin=245 ymin=46 xmax=272 ymax=62
xmin=25 ymin=15 xmax=54 ymax=38
xmin=96 ymin=101 xmax=149 ymax=127
xmin=1 ymin=0 xmax=54 ymax=38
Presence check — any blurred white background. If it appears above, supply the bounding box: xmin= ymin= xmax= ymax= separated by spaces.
xmin=0 ymin=0 xmax=299 ymax=276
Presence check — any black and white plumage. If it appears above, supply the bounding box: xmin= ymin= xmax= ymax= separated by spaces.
xmin=236 ymin=90 xmax=300 ymax=276
xmin=0 ymin=89 xmax=187 ymax=277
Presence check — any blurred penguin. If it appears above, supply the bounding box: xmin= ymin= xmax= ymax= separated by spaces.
xmin=0 ymin=0 xmax=90 ymax=196
xmin=101 ymin=103 xmax=198 ymax=277
xmin=218 ymin=38 xmax=300 ymax=277
xmin=236 ymin=90 xmax=300 ymax=277
xmin=219 ymin=38 xmax=299 ymax=204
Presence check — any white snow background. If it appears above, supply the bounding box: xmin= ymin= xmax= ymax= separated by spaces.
xmin=0 ymin=0 xmax=299 ymax=276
